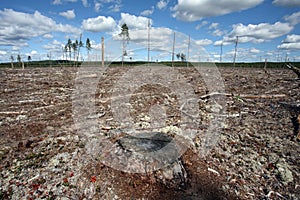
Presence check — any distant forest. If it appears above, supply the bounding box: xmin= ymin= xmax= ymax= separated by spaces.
xmin=0 ymin=60 xmax=299 ymax=68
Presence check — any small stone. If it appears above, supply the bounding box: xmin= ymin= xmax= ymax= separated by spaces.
xmin=276 ymin=163 xmax=293 ymax=185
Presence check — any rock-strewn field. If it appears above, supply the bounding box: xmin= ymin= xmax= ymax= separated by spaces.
xmin=0 ymin=66 xmax=299 ymax=199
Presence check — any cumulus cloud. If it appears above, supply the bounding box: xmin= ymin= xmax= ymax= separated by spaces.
xmin=119 ymin=13 xmax=152 ymax=30
xmin=42 ymin=40 xmax=65 ymax=52
xmin=129 ymin=27 xmax=175 ymax=52
xmin=249 ymin=47 xmax=260 ymax=54
xmin=272 ymin=0 xmax=300 ymax=7
xmin=278 ymin=43 xmax=300 ymax=50
xmin=0 ymin=50 xmax=7 ymax=55
xmin=81 ymin=15 xmax=116 ymax=32
xmin=214 ymin=19 xmax=295 ymax=47
xmin=30 ymin=50 xmax=38 ymax=55
xmin=227 ymin=22 xmax=293 ymax=42
xmin=284 ymin=11 xmax=300 ymax=26
xmin=0 ymin=9 xmax=80 ymax=47
xmin=278 ymin=34 xmax=300 ymax=50
xmin=283 ymin=34 xmax=300 ymax=43
xmin=195 ymin=39 xmax=212 ymax=46
xmin=59 ymin=9 xmax=76 ymax=19
xmin=157 ymin=0 xmax=169 ymax=10
xmin=141 ymin=6 xmax=154 ymax=16
xmin=171 ymin=0 xmax=263 ymax=21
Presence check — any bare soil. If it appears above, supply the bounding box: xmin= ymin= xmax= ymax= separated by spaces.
xmin=0 ymin=66 xmax=299 ymax=200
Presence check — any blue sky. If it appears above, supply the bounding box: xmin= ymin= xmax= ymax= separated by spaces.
xmin=0 ymin=0 xmax=300 ymax=63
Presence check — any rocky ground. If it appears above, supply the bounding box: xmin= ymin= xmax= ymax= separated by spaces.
xmin=0 ymin=65 xmax=299 ymax=200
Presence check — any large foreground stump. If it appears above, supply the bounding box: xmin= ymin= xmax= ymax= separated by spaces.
xmin=280 ymin=102 xmax=300 ymax=139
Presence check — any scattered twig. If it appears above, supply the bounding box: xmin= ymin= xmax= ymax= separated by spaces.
xmin=18 ymin=99 xmax=43 ymax=104
xmin=200 ymin=92 xmax=232 ymax=100
xmin=0 ymin=111 xmax=26 ymax=115
xmin=239 ymin=94 xmax=286 ymax=99
xmin=266 ymin=191 xmax=287 ymax=199
xmin=200 ymin=92 xmax=286 ymax=100
xmin=207 ymin=167 xmax=220 ymax=176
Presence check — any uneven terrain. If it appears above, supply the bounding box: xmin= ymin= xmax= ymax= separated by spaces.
xmin=0 ymin=65 xmax=299 ymax=200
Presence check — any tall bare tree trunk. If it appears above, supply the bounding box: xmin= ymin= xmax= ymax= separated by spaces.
xmin=122 ymin=37 xmax=124 ymax=67
xmin=101 ymin=37 xmax=104 ymax=67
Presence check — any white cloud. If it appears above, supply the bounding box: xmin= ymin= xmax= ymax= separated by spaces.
xmin=119 ymin=13 xmax=152 ymax=30
xmin=25 ymin=50 xmax=38 ymax=57
xmin=0 ymin=50 xmax=7 ymax=55
xmin=53 ymin=0 xmax=78 ymax=4
xmin=273 ymin=0 xmax=300 ymax=7
xmin=222 ymin=47 xmax=261 ymax=62
xmin=94 ymin=2 xmax=102 ymax=12
xmin=208 ymin=23 xmax=219 ymax=30
xmin=195 ymin=21 xmax=208 ymax=30
xmin=53 ymin=0 xmax=62 ymax=5
xmin=214 ymin=40 xmax=224 ymax=46
xmin=214 ymin=39 xmax=235 ymax=46
xmin=94 ymin=0 xmax=122 ymax=12
xmin=82 ymin=15 xmax=116 ymax=32
xmin=0 ymin=9 xmax=80 ymax=47
xmin=31 ymin=50 xmax=38 ymax=55
xmin=284 ymin=11 xmax=300 ymax=26
xmin=131 ymin=28 xmax=174 ymax=50
xmin=195 ymin=39 xmax=212 ymax=46
xmin=283 ymin=34 xmax=300 ymax=43
xmin=278 ymin=34 xmax=300 ymax=50
xmin=227 ymin=22 xmax=293 ymax=42
xmin=59 ymin=9 xmax=76 ymax=19
xmin=43 ymin=34 xmax=54 ymax=39
xmin=42 ymin=40 xmax=64 ymax=52
xmin=277 ymin=43 xmax=300 ymax=50
xmin=212 ymin=29 xmax=225 ymax=37
xmin=12 ymin=46 xmax=21 ymax=51
xmin=208 ymin=22 xmax=225 ymax=36
xmin=141 ymin=6 xmax=154 ymax=16
xmin=249 ymin=47 xmax=260 ymax=54
xmin=171 ymin=0 xmax=263 ymax=21
xmin=157 ymin=0 xmax=169 ymax=10
xmin=109 ymin=4 xmax=122 ymax=12
xmin=82 ymin=0 xmax=89 ymax=7
xmin=112 ymin=26 xmax=173 ymax=52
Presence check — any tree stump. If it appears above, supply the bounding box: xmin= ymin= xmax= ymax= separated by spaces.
xmin=279 ymin=102 xmax=300 ymax=139
xmin=286 ymin=63 xmax=300 ymax=78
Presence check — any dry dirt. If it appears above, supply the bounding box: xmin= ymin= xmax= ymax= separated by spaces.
xmin=0 ymin=66 xmax=299 ymax=200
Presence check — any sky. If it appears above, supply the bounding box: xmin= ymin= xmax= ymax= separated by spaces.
xmin=0 ymin=0 xmax=300 ymax=63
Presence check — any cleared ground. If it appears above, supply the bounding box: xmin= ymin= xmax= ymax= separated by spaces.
xmin=0 ymin=66 xmax=299 ymax=199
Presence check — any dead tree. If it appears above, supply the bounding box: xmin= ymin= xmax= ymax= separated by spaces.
xmin=286 ymin=63 xmax=300 ymax=78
